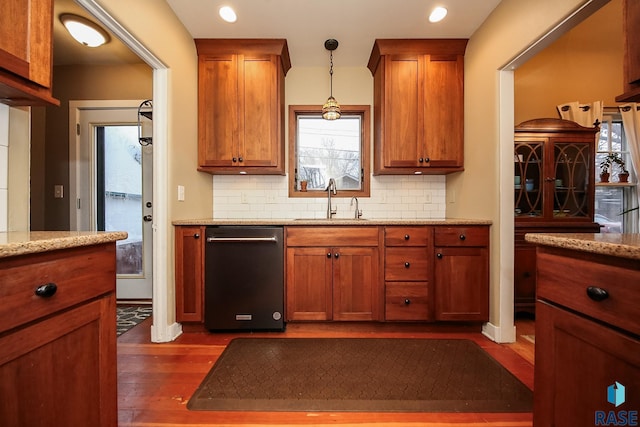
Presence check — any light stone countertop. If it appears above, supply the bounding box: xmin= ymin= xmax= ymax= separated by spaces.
xmin=0 ymin=231 xmax=128 ymax=259
xmin=172 ymin=218 xmax=492 ymax=226
xmin=525 ymin=233 xmax=640 ymax=261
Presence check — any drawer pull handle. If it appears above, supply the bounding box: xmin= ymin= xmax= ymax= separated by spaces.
xmin=459 ymin=234 xmax=466 ymax=241
xmin=404 ymin=234 xmax=410 ymax=240
xmin=404 ymin=262 xmax=410 ymax=268
xmin=35 ymin=282 xmax=58 ymax=298
xmin=404 ymin=299 xmax=411 ymax=305
xmin=586 ymin=286 xmax=609 ymax=302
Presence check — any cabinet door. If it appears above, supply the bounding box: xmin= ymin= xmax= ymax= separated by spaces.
xmin=198 ymin=54 xmax=238 ymax=168
xmin=0 ymin=0 xmax=52 ymax=88
xmin=515 ymin=139 xmax=545 ymax=218
xmin=382 ymin=54 xmax=423 ymax=168
xmin=285 ymin=247 xmax=333 ymax=321
xmin=423 ymin=54 xmax=464 ymax=167
xmin=175 ymin=226 xmax=205 ymax=322
xmin=550 ymin=139 xmax=593 ymax=220
xmin=534 ymin=301 xmax=640 ymax=427
xmin=0 ymin=297 xmax=117 ymax=427
xmin=434 ymin=246 xmax=489 ymax=321
xmin=514 ymin=244 xmax=536 ymax=314
xmin=333 ymin=247 xmax=380 ymax=321
xmin=239 ymin=54 xmax=280 ymax=168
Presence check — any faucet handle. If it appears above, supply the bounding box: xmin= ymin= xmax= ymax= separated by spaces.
xmin=356 ymin=209 xmax=363 ymax=219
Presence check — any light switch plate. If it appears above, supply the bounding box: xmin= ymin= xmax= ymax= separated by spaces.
xmin=54 ymin=185 xmax=64 ymax=199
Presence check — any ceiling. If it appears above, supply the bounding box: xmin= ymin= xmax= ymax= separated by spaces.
xmin=53 ymin=0 xmax=502 ymax=67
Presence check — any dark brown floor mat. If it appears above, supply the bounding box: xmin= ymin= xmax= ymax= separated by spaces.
xmin=187 ymin=337 xmax=533 ymax=412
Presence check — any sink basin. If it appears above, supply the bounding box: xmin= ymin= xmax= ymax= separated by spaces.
xmin=293 ymin=218 xmax=368 ymax=221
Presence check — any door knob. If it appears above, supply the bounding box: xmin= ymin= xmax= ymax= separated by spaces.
xmin=143 ymin=215 xmax=153 ymax=222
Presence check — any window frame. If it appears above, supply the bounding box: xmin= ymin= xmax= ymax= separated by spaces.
xmin=288 ymin=105 xmax=370 ymax=198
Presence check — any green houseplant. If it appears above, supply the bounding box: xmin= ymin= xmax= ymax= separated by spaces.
xmin=600 ymin=153 xmax=629 ymax=183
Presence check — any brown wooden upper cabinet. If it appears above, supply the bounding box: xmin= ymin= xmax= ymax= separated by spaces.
xmin=367 ymin=39 xmax=467 ymax=175
xmin=616 ymin=0 xmax=640 ymax=102
xmin=195 ymin=39 xmax=290 ymax=174
xmin=0 ymin=0 xmax=59 ymax=106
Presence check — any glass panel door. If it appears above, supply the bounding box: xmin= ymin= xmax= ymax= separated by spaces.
xmin=515 ymin=141 xmax=543 ymax=218
xmin=553 ymin=142 xmax=591 ymax=218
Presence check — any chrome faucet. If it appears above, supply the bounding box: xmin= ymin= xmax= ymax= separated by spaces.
xmin=326 ymin=178 xmax=337 ymax=218
xmin=350 ymin=196 xmax=362 ymax=219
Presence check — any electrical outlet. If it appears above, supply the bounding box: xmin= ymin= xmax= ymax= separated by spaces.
xmin=424 ymin=192 xmax=432 ymax=203
xmin=241 ymin=192 xmax=248 ymax=204
xmin=177 ymin=185 xmax=185 ymax=201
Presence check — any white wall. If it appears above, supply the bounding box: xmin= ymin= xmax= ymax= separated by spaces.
xmin=0 ymin=104 xmax=8 ymax=232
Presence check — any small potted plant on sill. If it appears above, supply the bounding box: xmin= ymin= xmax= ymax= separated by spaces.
xmin=600 ymin=153 xmax=629 ymax=183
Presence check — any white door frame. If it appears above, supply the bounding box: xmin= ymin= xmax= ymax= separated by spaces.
xmin=76 ymin=0 xmax=178 ymax=342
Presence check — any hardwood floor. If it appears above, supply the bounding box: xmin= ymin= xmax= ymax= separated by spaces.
xmin=117 ymin=319 xmax=535 ymax=426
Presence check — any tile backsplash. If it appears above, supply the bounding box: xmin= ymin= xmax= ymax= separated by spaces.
xmin=212 ymin=174 xmax=445 ymax=219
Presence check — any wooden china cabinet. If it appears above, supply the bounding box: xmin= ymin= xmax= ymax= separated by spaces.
xmin=514 ymin=118 xmax=600 ymax=315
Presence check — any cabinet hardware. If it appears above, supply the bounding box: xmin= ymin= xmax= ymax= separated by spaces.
xmin=404 ymin=262 xmax=410 ymax=268
xmin=334 ymin=253 xmax=340 ymax=258
xmin=459 ymin=234 xmax=466 ymax=241
xmin=425 ymin=157 xmax=430 ymax=163
xmin=419 ymin=158 xmax=424 ymax=163
xmin=586 ymin=286 xmax=609 ymax=302
xmin=35 ymin=282 xmax=58 ymax=298
xmin=327 ymin=252 xmax=332 ymax=258
xmin=404 ymin=234 xmax=410 ymax=240
xmin=404 ymin=299 xmax=411 ymax=305
xmin=232 ymin=157 xmax=238 ymax=163
xmin=238 ymin=157 xmax=243 ymax=162
xmin=193 ymin=233 xmax=200 ymax=239
xmin=436 ymin=253 xmax=443 ymax=259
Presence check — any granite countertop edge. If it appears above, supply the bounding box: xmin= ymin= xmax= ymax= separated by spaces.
xmin=0 ymin=231 xmax=128 ymax=259
xmin=525 ymin=233 xmax=640 ymax=261
xmin=172 ymin=218 xmax=493 ymax=226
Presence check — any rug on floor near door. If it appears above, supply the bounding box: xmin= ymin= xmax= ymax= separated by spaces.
xmin=116 ymin=306 xmax=152 ymax=336
xmin=187 ymin=338 xmax=533 ymax=413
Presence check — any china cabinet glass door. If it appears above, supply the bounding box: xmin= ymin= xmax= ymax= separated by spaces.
xmin=515 ymin=140 xmax=543 ymax=218
xmin=552 ymin=141 xmax=591 ymax=219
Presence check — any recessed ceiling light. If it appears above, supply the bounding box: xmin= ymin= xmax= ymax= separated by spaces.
xmin=429 ymin=6 xmax=448 ymax=23
xmin=60 ymin=13 xmax=110 ymax=47
xmin=219 ymin=6 xmax=237 ymax=23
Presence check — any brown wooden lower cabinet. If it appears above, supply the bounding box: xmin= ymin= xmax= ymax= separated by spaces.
xmin=0 ymin=244 xmax=118 ymax=427
xmin=534 ymin=246 xmax=640 ymax=426
xmin=175 ymin=224 xmax=490 ymax=325
xmin=175 ymin=225 xmax=205 ymax=322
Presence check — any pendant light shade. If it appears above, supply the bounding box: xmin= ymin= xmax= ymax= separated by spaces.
xmin=322 ymin=39 xmax=341 ymax=120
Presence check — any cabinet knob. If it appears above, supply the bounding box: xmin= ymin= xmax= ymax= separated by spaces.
xmin=459 ymin=234 xmax=466 ymax=241
xmin=232 ymin=157 xmax=238 ymax=163
xmin=35 ymin=282 xmax=58 ymax=298
xmin=436 ymin=253 xmax=443 ymax=259
xmin=586 ymin=286 xmax=609 ymax=302
xmin=424 ymin=157 xmax=430 ymax=163
xmin=238 ymin=157 xmax=243 ymax=162
xmin=404 ymin=234 xmax=410 ymax=240
xmin=404 ymin=262 xmax=410 ymax=268
xmin=404 ymin=299 xmax=411 ymax=305
xmin=334 ymin=253 xmax=340 ymax=259
xmin=193 ymin=233 xmax=200 ymax=239
xmin=327 ymin=252 xmax=332 ymax=258
xmin=419 ymin=158 xmax=424 ymax=163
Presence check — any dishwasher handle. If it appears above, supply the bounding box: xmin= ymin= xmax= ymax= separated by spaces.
xmin=206 ymin=236 xmax=278 ymax=243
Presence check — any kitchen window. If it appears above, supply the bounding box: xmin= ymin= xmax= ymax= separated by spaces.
xmin=288 ymin=105 xmax=370 ymax=197
xmin=595 ymin=112 xmax=638 ymax=233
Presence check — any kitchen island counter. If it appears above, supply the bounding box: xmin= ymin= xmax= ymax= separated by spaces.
xmin=524 ymin=232 xmax=640 ymax=261
xmin=0 ymin=230 xmax=128 ymax=258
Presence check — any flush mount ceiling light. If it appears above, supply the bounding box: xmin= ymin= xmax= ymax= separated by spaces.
xmin=219 ymin=6 xmax=237 ymax=23
xmin=429 ymin=6 xmax=448 ymax=23
xmin=322 ymin=39 xmax=341 ymax=121
xmin=60 ymin=13 xmax=110 ymax=47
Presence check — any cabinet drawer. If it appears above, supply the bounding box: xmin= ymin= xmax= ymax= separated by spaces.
xmin=286 ymin=226 xmax=379 ymax=247
xmin=434 ymin=226 xmax=489 ymax=247
xmin=537 ymin=251 xmax=640 ymax=336
xmin=0 ymin=245 xmax=115 ymax=334
xmin=385 ymin=247 xmax=429 ymax=281
xmin=384 ymin=227 xmax=430 ymax=246
xmin=385 ymin=282 xmax=429 ymax=320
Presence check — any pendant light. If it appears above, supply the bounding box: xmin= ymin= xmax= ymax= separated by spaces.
xmin=322 ymin=39 xmax=341 ymax=120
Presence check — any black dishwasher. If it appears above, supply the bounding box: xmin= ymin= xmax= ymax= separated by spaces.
xmin=204 ymin=226 xmax=285 ymax=331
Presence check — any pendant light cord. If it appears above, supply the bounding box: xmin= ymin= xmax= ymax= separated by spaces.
xmin=329 ymin=50 xmax=334 ymax=97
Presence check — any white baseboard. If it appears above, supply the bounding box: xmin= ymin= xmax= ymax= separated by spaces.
xmin=482 ymin=321 xmax=517 ymax=343
xmin=150 ymin=321 xmax=183 ymax=343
